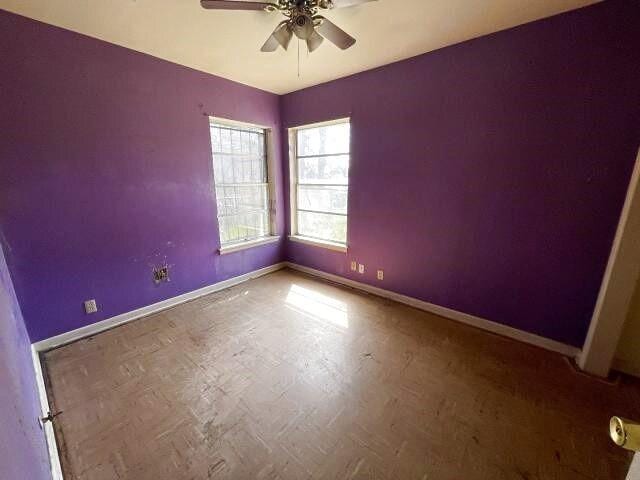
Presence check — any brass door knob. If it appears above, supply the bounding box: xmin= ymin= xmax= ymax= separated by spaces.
xmin=610 ymin=416 xmax=640 ymax=452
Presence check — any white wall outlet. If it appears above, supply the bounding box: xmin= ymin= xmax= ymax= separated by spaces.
xmin=358 ymin=264 xmax=365 ymax=274
xmin=84 ymin=299 xmax=97 ymax=314
xmin=377 ymin=270 xmax=384 ymax=280
xmin=350 ymin=261 xmax=357 ymax=271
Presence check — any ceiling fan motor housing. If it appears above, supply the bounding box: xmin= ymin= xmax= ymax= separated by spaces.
xmin=292 ymin=13 xmax=315 ymax=40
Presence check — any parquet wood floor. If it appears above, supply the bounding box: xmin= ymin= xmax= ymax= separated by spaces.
xmin=43 ymin=269 xmax=640 ymax=480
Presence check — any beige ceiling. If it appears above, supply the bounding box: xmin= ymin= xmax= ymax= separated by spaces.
xmin=0 ymin=0 xmax=599 ymax=94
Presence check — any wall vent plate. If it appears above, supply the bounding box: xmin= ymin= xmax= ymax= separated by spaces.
xmin=84 ymin=299 xmax=97 ymax=314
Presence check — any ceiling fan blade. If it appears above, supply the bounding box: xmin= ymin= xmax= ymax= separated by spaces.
xmin=306 ymin=30 xmax=324 ymax=53
xmin=316 ymin=17 xmax=356 ymax=50
xmin=327 ymin=0 xmax=376 ymax=8
xmin=261 ymin=22 xmax=292 ymax=52
xmin=200 ymin=0 xmax=276 ymax=11
xmin=273 ymin=23 xmax=293 ymax=50
xmin=261 ymin=32 xmax=280 ymax=52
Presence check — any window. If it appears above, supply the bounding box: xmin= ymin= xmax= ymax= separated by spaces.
xmin=290 ymin=119 xmax=350 ymax=250
xmin=209 ymin=118 xmax=276 ymax=253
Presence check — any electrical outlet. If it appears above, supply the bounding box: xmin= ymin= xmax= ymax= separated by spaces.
xmin=84 ymin=299 xmax=97 ymax=314
xmin=350 ymin=261 xmax=357 ymax=271
xmin=358 ymin=264 xmax=365 ymax=274
xmin=377 ymin=270 xmax=384 ymax=280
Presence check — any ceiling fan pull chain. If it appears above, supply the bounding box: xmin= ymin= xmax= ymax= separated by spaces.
xmin=298 ymin=38 xmax=301 ymax=78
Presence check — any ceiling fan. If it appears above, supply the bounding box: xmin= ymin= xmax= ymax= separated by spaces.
xmin=200 ymin=0 xmax=376 ymax=53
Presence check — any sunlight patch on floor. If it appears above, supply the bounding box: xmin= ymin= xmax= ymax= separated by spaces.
xmin=285 ymin=284 xmax=349 ymax=328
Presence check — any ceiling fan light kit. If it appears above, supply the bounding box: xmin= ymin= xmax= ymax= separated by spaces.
xmin=200 ymin=0 xmax=375 ymax=53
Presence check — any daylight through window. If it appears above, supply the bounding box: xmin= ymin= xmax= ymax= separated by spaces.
xmin=292 ymin=120 xmax=350 ymax=245
xmin=210 ymin=120 xmax=271 ymax=246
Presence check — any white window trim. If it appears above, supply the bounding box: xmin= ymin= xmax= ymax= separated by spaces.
xmin=219 ymin=235 xmax=280 ymax=255
xmin=210 ymin=116 xmax=278 ymax=254
xmin=288 ymin=235 xmax=347 ymax=253
xmin=288 ymin=118 xmax=350 ymax=253
xmin=290 ymin=117 xmax=351 ymax=130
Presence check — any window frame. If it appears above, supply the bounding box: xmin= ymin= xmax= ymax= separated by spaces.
xmin=288 ymin=117 xmax=351 ymax=253
xmin=209 ymin=117 xmax=279 ymax=255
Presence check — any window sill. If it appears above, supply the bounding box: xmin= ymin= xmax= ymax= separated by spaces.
xmin=218 ymin=236 xmax=280 ymax=255
xmin=288 ymin=235 xmax=348 ymax=253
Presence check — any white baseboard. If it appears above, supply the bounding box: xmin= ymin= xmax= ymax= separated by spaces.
xmin=29 ymin=259 xmax=579 ymax=479
xmin=285 ymin=262 xmax=581 ymax=358
xmin=33 ymin=262 xmax=286 ymax=352
xmin=31 ymin=346 xmax=63 ymax=480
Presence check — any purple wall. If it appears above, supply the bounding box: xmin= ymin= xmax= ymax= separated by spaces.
xmin=0 ymin=10 xmax=285 ymax=342
xmin=282 ymin=0 xmax=640 ymax=347
xmin=1 ymin=1 xmax=640 ymax=348
xmin=0 ymin=242 xmax=51 ymax=479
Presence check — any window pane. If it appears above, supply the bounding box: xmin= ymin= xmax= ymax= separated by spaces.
xmin=297 ymin=185 xmax=348 ymax=214
xmin=211 ymin=127 xmax=222 ymax=152
xmin=211 ymin=125 xmax=266 ymax=185
xmin=215 ymin=185 xmax=268 ymax=217
xmin=219 ymin=211 xmax=269 ymax=244
xmin=220 ymin=127 xmax=232 ymax=152
xmin=297 ymin=122 xmax=350 ymax=156
xmin=298 ymin=211 xmax=347 ymax=244
xmin=213 ymin=153 xmax=266 ymax=184
xmin=210 ymin=121 xmax=270 ymax=246
xmin=298 ymin=155 xmax=349 ymax=185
